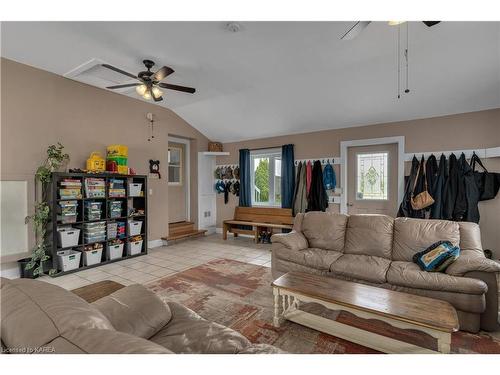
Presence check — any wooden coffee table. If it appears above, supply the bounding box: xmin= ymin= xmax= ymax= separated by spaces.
xmin=272 ymin=272 xmax=459 ymax=354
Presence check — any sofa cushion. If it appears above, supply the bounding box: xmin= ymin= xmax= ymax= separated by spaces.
xmin=301 ymin=212 xmax=348 ymax=252
xmin=386 ymin=261 xmax=487 ymax=295
xmin=150 ymin=301 xmax=251 ymax=354
xmin=392 ymin=217 xmax=460 ymax=261
xmin=93 ymin=284 xmax=172 ymax=339
xmin=412 ymin=240 xmax=460 ymax=272
xmin=458 ymin=222 xmax=483 ymax=255
xmin=0 ymin=278 xmax=113 ymax=350
xmin=274 ymin=246 xmax=343 ymax=271
xmin=330 ymin=254 xmax=391 ymax=284
xmin=343 ymin=214 xmax=394 ymax=258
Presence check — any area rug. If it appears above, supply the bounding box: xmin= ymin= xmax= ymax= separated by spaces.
xmin=146 ymin=259 xmax=500 ymax=354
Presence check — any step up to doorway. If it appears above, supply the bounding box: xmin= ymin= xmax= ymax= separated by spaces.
xmin=163 ymin=221 xmax=207 ymax=242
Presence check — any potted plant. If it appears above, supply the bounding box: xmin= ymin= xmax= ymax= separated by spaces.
xmin=19 ymin=143 xmax=69 ymax=278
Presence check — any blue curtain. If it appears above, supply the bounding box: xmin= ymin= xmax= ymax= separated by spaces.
xmin=281 ymin=144 xmax=295 ymax=209
xmin=239 ymin=149 xmax=251 ymax=207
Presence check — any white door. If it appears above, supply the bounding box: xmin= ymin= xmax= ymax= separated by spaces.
xmin=347 ymin=143 xmax=398 ymax=216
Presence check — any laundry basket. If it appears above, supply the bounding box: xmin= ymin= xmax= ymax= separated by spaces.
xmin=56 ymin=250 xmax=81 ymax=272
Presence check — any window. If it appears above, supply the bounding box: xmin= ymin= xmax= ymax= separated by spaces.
xmin=168 ymin=147 xmax=182 ymax=185
xmin=250 ymin=149 xmax=281 ymax=207
xmin=356 ymin=152 xmax=388 ymax=200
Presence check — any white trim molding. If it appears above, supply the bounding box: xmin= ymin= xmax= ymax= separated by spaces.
xmin=147 ymin=239 xmax=166 ymax=249
xmin=340 ymin=136 xmax=405 ymax=215
xmin=168 ymin=136 xmax=191 ymax=222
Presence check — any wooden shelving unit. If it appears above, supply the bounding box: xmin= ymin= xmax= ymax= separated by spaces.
xmin=48 ymin=172 xmax=148 ymax=277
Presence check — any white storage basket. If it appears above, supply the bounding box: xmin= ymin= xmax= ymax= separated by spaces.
xmin=128 ymin=220 xmax=143 ymax=236
xmin=107 ymin=243 xmax=124 ymax=260
xmin=82 ymin=247 xmax=103 ymax=266
xmin=127 ymin=240 xmax=143 ymax=256
xmin=56 ymin=250 xmax=81 ymax=272
xmin=57 ymin=228 xmax=80 ymax=248
xmin=128 ymin=183 xmax=143 ymax=197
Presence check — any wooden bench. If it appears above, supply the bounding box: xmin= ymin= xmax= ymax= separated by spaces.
xmin=223 ymin=207 xmax=293 ymax=242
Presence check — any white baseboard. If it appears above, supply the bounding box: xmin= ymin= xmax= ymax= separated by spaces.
xmin=148 ymin=239 xmax=166 ymax=249
xmin=0 ymin=263 xmax=20 ymax=279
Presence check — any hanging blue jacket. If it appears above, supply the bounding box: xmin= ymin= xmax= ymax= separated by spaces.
xmin=323 ymin=163 xmax=336 ymax=190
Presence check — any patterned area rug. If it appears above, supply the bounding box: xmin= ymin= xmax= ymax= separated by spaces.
xmin=146 ymin=259 xmax=500 ymax=354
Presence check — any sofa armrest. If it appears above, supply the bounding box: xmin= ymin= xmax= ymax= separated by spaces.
xmin=271 ymin=231 xmax=308 ymax=251
xmin=93 ymin=284 xmax=172 ymax=339
xmin=446 ymin=252 xmax=500 ymax=276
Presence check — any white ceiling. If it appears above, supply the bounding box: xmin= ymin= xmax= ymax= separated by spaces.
xmin=1 ymin=21 xmax=499 ymax=142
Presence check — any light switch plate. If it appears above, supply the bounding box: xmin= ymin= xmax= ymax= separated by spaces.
xmin=149 ymin=188 xmax=153 ymax=195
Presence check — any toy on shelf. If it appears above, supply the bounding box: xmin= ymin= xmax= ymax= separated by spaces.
xmin=86 ymin=152 xmax=106 ymax=172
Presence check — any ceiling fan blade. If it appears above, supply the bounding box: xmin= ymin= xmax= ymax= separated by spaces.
xmin=152 ymin=66 xmax=174 ymax=82
xmin=340 ymin=21 xmax=371 ymax=40
xmin=158 ymin=83 xmax=196 ymax=94
xmin=101 ymin=64 xmax=138 ymax=79
xmin=106 ymin=83 xmax=141 ymax=89
xmin=422 ymin=21 xmax=441 ymax=27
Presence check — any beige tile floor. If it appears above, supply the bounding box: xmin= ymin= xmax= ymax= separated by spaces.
xmin=39 ymin=234 xmax=272 ymax=290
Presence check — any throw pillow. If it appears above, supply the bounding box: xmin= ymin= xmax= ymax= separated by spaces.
xmin=413 ymin=240 xmax=460 ymax=272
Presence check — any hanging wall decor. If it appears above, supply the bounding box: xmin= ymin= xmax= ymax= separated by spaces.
xmin=149 ymin=159 xmax=161 ymax=179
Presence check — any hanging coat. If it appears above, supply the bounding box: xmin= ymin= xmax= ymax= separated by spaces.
xmin=430 ymin=154 xmax=447 ymax=219
xmin=411 ymin=155 xmax=426 ymax=219
xmin=307 ymin=160 xmax=329 ymax=212
xmin=292 ymin=162 xmax=302 ymax=215
xmin=443 ymin=153 xmax=459 ymax=220
xmin=323 ymin=162 xmax=336 ymax=190
xmin=425 ymin=154 xmax=438 ymax=204
xmin=294 ymin=161 xmax=308 ymax=214
xmin=306 ymin=160 xmax=312 ymax=196
xmin=453 ymin=153 xmax=468 ymax=221
xmin=397 ymin=156 xmax=420 ymax=218
xmin=464 ymin=155 xmax=481 ymax=223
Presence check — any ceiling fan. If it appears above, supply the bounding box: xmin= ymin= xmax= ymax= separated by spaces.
xmin=340 ymin=21 xmax=441 ymax=40
xmin=102 ymin=59 xmax=196 ymax=102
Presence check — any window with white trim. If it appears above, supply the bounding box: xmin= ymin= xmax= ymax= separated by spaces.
xmin=250 ymin=148 xmax=281 ymax=207
xmin=168 ymin=146 xmax=183 ymax=185
xmin=356 ymin=152 xmax=388 ymax=200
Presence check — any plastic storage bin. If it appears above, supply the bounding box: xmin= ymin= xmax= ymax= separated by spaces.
xmin=107 ymin=222 xmax=118 ymax=239
xmin=127 ymin=239 xmax=143 ymax=256
xmin=84 ymin=201 xmax=103 ymax=221
xmin=82 ymin=246 xmax=103 ymax=266
xmin=107 ymin=243 xmax=124 ymax=260
xmin=128 ymin=220 xmax=143 ymax=236
xmin=128 ymin=183 xmax=143 ymax=197
xmin=107 ymin=144 xmax=128 ymax=157
xmin=57 ymin=227 xmax=80 ymax=248
xmin=83 ymin=221 xmax=106 ymax=243
xmin=57 ymin=201 xmax=78 ymax=224
xmin=57 ymin=250 xmax=81 ymax=272
xmin=108 ymin=201 xmax=122 ymax=218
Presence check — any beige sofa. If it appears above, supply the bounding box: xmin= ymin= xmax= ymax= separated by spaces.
xmin=271 ymin=212 xmax=500 ymax=333
xmin=0 ymin=277 xmax=282 ymax=354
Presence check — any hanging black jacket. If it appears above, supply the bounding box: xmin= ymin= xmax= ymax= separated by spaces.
xmin=411 ymin=155 xmax=426 ymax=219
xmin=306 ymin=160 xmax=329 ymax=212
xmin=397 ymin=156 xmax=420 ymax=218
xmin=452 ymin=153 xmax=468 ymax=221
xmin=463 ymin=154 xmax=481 ymax=223
xmin=430 ymin=154 xmax=447 ymax=219
xmin=425 ymin=154 xmax=438 ymax=201
xmin=443 ymin=153 xmax=459 ymax=220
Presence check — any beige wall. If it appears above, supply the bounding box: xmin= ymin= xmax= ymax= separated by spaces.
xmin=216 ymin=109 xmax=500 ymax=256
xmin=0 ymin=58 xmax=210 ymax=262
xmin=167 ymin=141 xmax=187 ymax=223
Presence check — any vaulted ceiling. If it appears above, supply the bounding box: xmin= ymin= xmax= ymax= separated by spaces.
xmin=2 ymin=21 xmax=499 ymax=142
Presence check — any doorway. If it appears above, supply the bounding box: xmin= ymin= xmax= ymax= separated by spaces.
xmin=340 ymin=136 xmax=404 ymax=216
xmin=168 ymin=137 xmax=190 ymax=223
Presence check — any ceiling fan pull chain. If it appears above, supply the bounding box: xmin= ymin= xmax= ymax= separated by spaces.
xmin=397 ymin=24 xmax=401 ymax=99
xmin=405 ymin=22 xmax=410 ymax=94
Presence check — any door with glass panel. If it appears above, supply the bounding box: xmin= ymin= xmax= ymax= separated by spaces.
xmin=347 ymin=143 xmax=398 ymax=216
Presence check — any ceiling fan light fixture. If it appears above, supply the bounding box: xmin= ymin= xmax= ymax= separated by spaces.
xmin=388 ymin=21 xmax=406 ymax=26
xmin=143 ymin=90 xmax=152 ymax=100
xmin=136 ymin=84 xmax=147 ymax=96
xmin=152 ymin=86 xmax=163 ymax=98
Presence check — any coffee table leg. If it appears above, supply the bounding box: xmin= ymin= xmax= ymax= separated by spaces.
xmin=273 ymin=287 xmax=282 ymax=327
xmin=437 ymin=333 xmax=451 ymax=354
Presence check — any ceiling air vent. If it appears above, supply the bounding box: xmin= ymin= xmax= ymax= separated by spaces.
xmin=64 ymin=58 xmax=135 ymax=90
